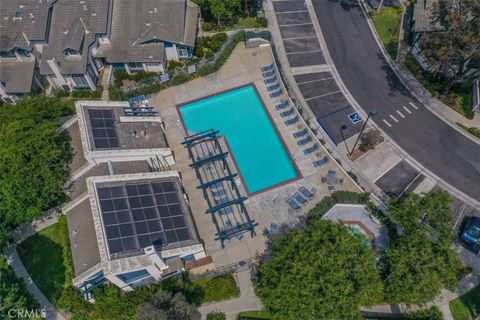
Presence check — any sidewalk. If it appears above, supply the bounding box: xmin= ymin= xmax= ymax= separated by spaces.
xmin=199 ymin=267 xmax=262 ymax=320
xmin=4 ymin=211 xmax=66 ymax=320
xmin=395 ymin=48 xmax=480 ymax=130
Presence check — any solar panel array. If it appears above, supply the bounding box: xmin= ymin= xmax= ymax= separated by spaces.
xmin=88 ymin=109 xmax=120 ymax=149
xmin=97 ymin=180 xmax=192 ymax=258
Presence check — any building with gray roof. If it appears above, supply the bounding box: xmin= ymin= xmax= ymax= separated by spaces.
xmin=39 ymin=0 xmax=110 ymax=91
xmin=0 ymin=0 xmax=51 ymax=102
xmin=93 ymin=0 xmax=199 ymax=74
xmin=63 ymin=100 xmax=207 ymax=297
xmin=0 ymin=0 xmax=199 ymax=101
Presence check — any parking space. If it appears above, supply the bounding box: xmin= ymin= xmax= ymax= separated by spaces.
xmin=294 ymin=72 xmax=332 ymax=83
xmin=306 ymin=91 xmax=349 ymax=117
xmin=276 ymin=11 xmax=311 ymax=25
xmin=279 ymin=24 xmax=316 ymax=39
xmin=298 ymin=78 xmax=338 ymax=99
xmin=286 ymin=51 xmax=325 ymax=67
xmin=375 ymin=160 xmax=419 ymax=196
xmin=283 ymin=37 xmax=321 ymax=53
xmin=273 ymin=1 xmax=307 ymax=13
xmin=317 ymin=106 xmax=363 ymax=143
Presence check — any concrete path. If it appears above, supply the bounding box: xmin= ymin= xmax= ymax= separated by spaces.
xmin=199 ymin=267 xmax=262 ymax=320
xmin=3 ymin=210 xmax=67 ymax=320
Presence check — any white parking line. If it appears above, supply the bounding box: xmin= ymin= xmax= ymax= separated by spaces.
xmin=389 ymin=114 xmax=399 ymax=122
xmin=276 ymin=10 xmax=309 ymax=14
xmin=382 ymin=119 xmax=392 ymax=127
xmin=304 ymin=90 xmax=341 ymax=101
xmin=282 ymin=35 xmax=318 ymax=41
xmin=286 ymin=49 xmax=322 ymax=55
xmin=278 ymin=22 xmax=313 ymax=27
xmin=402 ymin=106 xmax=412 ymax=114
xmin=396 ymin=110 xmax=405 ymax=118
xmin=409 ymin=102 xmax=419 ymax=110
xmin=296 ymin=77 xmax=334 ymax=85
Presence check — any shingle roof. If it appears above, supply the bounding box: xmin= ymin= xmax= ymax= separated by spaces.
xmin=39 ymin=0 xmax=109 ymax=75
xmin=94 ymin=0 xmax=198 ymax=64
xmin=0 ymin=0 xmax=51 ymax=52
xmin=0 ymin=58 xmax=34 ymax=93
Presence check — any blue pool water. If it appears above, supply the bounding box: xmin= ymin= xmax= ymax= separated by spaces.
xmin=179 ymin=85 xmax=299 ymax=194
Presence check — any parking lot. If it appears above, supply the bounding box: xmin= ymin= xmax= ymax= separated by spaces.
xmin=273 ymin=0 xmax=363 ymax=144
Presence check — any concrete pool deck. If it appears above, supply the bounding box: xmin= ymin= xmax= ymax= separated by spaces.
xmin=149 ymin=43 xmax=360 ymax=268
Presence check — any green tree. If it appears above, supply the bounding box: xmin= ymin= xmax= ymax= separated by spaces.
xmin=256 ymin=220 xmax=384 ymax=319
xmin=389 ymin=191 xmax=453 ymax=246
xmin=420 ymin=0 xmax=480 ymax=95
xmin=137 ymin=291 xmax=200 ymax=320
xmin=0 ymin=255 xmax=39 ymax=319
xmin=381 ymin=232 xmax=461 ymax=305
xmin=206 ymin=311 xmax=226 ymax=320
xmin=0 ymin=96 xmax=71 ymax=234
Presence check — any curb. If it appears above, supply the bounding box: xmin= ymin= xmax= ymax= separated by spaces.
xmin=359 ymin=0 xmax=480 ymax=146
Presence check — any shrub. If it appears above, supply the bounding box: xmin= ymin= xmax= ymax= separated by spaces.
xmin=202 ymin=22 xmax=215 ymax=32
xmin=360 ymin=128 xmax=383 ymax=151
xmin=170 ymin=71 xmax=190 ymax=86
xmin=206 ymin=311 xmax=226 ymax=320
xmin=167 ymin=60 xmax=185 ymax=73
xmin=457 ymin=122 xmax=480 ymax=139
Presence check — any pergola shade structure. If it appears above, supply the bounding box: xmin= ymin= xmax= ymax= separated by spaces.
xmin=182 ymin=129 xmax=257 ymax=247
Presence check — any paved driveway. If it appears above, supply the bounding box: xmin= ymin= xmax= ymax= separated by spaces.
xmin=310 ymin=0 xmax=480 ymax=200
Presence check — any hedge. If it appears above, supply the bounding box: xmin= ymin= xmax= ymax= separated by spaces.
xmin=308 ymin=191 xmax=370 ymax=221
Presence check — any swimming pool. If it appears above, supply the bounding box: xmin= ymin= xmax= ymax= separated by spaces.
xmin=178 ymin=84 xmax=300 ymax=194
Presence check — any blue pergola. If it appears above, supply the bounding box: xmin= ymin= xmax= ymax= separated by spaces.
xmin=182 ymin=129 xmax=257 ymax=247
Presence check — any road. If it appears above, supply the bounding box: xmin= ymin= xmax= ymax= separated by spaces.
xmin=309 ymin=0 xmax=480 ymax=200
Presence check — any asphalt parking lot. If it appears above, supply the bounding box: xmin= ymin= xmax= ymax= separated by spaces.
xmin=374 ymin=160 xmax=421 ymax=196
xmin=273 ymin=0 xmax=363 ymax=144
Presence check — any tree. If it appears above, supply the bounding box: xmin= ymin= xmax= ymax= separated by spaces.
xmin=137 ymin=291 xmax=201 ymax=320
xmin=389 ymin=191 xmax=454 ymax=246
xmin=381 ymin=232 xmax=461 ymax=305
xmin=206 ymin=311 xmax=226 ymax=320
xmin=256 ymin=220 xmax=384 ymax=319
xmin=420 ymin=0 xmax=480 ymax=95
xmin=0 ymin=96 xmax=72 ymax=231
xmin=0 ymin=255 xmax=39 ymax=319
xmin=360 ymin=128 xmax=383 ymax=151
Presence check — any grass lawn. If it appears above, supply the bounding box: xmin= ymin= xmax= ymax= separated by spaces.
xmin=370 ymin=7 xmax=403 ymax=60
xmin=237 ymin=310 xmax=271 ymax=319
xmin=17 ymin=223 xmax=66 ymax=304
xmin=193 ymin=273 xmax=240 ymax=303
xmin=450 ymin=284 xmax=480 ymax=320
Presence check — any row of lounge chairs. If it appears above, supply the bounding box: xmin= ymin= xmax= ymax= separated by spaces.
xmin=262 ymin=64 xmax=300 ymax=127
xmin=286 ymin=186 xmax=315 ymax=210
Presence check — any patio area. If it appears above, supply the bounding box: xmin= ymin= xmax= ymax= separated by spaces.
xmin=149 ymin=43 xmax=360 ymax=267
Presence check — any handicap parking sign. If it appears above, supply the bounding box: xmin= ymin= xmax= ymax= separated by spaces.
xmin=348 ymin=112 xmax=362 ymax=124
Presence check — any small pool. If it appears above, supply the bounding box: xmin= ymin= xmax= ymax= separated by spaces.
xmin=178 ymin=85 xmax=299 ymax=194
xmin=347 ymin=224 xmax=372 ymax=248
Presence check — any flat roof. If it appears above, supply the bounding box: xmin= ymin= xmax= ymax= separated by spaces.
xmin=79 ymin=103 xmax=168 ymax=151
xmin=67 ymin=197 xmax=102 ymax=277
xmin=93 ymin=176 xmax=200 ymax=260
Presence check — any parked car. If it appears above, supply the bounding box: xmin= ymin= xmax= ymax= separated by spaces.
xmin=461 ymin=217 xmax=480 ymax=245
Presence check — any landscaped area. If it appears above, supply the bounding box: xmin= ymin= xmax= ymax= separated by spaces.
xmin=449 ymin=284 xmax=480 ymax=320
xmin=17 ymin=222 xmax=67 ymax=304
xmin=192 ymin=273 xmax=240 ymax=303
xmin=405 ymin=53 xmax=475 ymax=119
xmin=457 ymin=123 xmax=480 ymax=139
xmin=370 ymin=7 xmax=403 ymax=60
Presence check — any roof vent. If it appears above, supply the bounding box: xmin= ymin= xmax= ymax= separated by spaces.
xmin=142 ymin=130 xmax=147 ymax=136
xmin=80 ymin=0 xmax=85 ymax=3
xmin=146 ymin=21 xmax=150 ymax=27
xmin=83 ymin=5 xmax=87 ymax=10
xmin=154 ymin=8 xmax=158 ymax=12
xmin=91 ymin=10 xmax=97 ymax=16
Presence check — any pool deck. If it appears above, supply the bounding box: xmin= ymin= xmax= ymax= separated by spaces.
xmin=150 ymin=43 xmax=360 ymax=268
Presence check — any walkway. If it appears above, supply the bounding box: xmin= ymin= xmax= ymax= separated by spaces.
xmin=3 ymin=211 xmax=67 ymax=320
xmin=199 ymin=266 xmax=262 ymax=320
